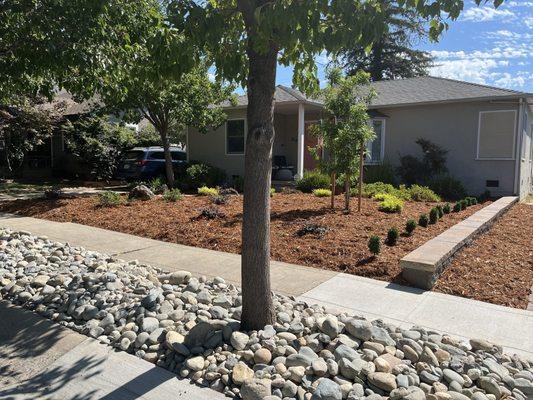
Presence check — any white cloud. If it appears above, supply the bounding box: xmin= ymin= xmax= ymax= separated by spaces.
xmin=525 ymin=17 xmax=533 ymax=29
xmin=507 ymin=1 xmax=533 ymax=7
xmin=461 ymin=6 xmax=515 ymax=22
xmin=430 ymin=58 xmax=499 ymax=85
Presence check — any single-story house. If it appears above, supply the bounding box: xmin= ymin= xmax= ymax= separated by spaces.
xmin=186 ymin=76 xmax=533 ymax=198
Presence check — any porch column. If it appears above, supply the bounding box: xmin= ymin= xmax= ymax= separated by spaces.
xmin=296 ymin=103 xmax=305 ymax=178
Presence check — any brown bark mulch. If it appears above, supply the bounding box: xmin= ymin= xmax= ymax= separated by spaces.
xmin=434 ymin=203 xmax=533 ymax=309
xmin=0 ymin=193 xmax=485 ymax=285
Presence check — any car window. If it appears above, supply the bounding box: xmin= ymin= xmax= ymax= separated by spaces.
xmin=171 ymin=151 xmax=186 ymax=161
xmin=123 ymin=151 xmax=145 ymax=160
xmin=148 ymin=152 xmax=165 ymax=160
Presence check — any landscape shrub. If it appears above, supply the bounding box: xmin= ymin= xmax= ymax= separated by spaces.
xmin=460 ymin=199 xmax=468 ymax=209
xmin=186 ymin=162 xmax=226 ymax=189
xmin=362 ymin=182 xmax=397 ymax=198
xmin=198 ymin=207 xmax=225 ymax=219
xmin=397 ymin=139 xmax=448 ymax=185
xmin=408 ymin=184 xmax=440 ymax=202
xmin=387 ymin=227 xmax=399 ymax=245
xmin=163 ymin=188 xmax=182 ymax=202
xmin=364 ymin=163 xmax=396 ymax=184
xmin=198 ymin=186 xmax=219 ymax=196
xmin=368 ymin=235 xmax=381 ymax=256
xmin=443 ymin=203 xmax=451 ymax=214
xmin=465 ymin=196 xmax=478 ymax=206
xmin=405 ymin=219 xmax=417 ymax=235
xmin=376 ymin=194 xmax=404 ymax=213
xmin=295 ymin=170 xmax=330 ymax=193
xmin=436 ymin=205 xmax=444 ymax=218
xmin=211 ymin=194 xmax=229 ymax=205
xmin=98 ymin=191 xmax=122 ymax=207
xmin=478 ymin=190 xmax=491 ymax=203
xmin=148 ymin=177 xmax=166 ymax=194
xmin=270 ymin=188 xmax=276 ymax=197
xmin=453 ymin=202 xmax=462 ymax=212
xmin=313 ymin=188 xmax=332 ymax=197
xmin=418 ymin=213 xmax=429 ymax=227
xmin=233 ymin=176 xmax=244 ymax=193
xmin=429 ymin=207 xmax=439 ymax=224
xmin=335 ymin=173 xmax=358 ymax=191
xmin=428 ymin=175 xmax=466 ymax=200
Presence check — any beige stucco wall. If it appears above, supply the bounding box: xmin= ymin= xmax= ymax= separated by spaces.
xmin=187 ymin=108 xmax=320 ymax=178
xmin=379 ymin=100 xmax=520 ymax=196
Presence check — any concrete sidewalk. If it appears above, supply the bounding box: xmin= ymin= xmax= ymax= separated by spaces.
xmin=1 ymin=213 xmax=532 ymax=359
xmin=0 ymin=302 xmax=224 ymax=400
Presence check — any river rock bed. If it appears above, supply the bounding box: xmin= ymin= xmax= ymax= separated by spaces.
xmin=0 ymin=229 xmax=531 ymax=400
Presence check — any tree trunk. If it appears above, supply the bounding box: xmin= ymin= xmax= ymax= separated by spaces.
xmin=240 ymin=43 xmax=277 ymax=331
xmin=344 ymin=173 xmax=351 ymax=212
xmin=330 ymin=171 xmax=336 ymax=209
xmin=159 ymin=128 xmax=175 ymax=189
xmin=358 ymin=142 xmax=364 ymax=212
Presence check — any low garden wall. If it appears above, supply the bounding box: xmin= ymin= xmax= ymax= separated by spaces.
xmin=400 ymin=196 xmax=518 ymax=290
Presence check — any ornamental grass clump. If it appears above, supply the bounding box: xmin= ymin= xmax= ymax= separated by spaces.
xmin=419 ymin=213 xmax=429 ymax=227
xmin=405 ymin=219 xmax=417 ymax=235
xmin=197 ymin=186 xmax=219 ymax=196
xmin=313 ymin=188 xmax=332 ymax=197
xmin=98 ymin=191 xmax=122 ymax=207
xmin=443 ymin=202 xmax=451 ymax=214
xmin=429 ymin=207 xmax=439 ymax=224
xmin=368 ymin=235 xmax=381 ymax=256
xmin=387 ymin=227 xmax=399 ymax=246
xmin=163 ymin=188 xmax=182 ymax=202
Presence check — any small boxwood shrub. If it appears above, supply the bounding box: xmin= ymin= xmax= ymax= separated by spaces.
xmin=198 ymin=186 xmax=219 ymax=196
xmin=163 ymin=188 xmax=182 ymax=202
xmin=375 ymin=194 xmax=404 ymax=213
xmin=436 ymin=205 xmax=444 ymax=218
xmin=429 ymin=207 xmax=439 ymax=224
xmin=387 ymin=227 xmax=399 ymax=245
xmin=443 ymin=202 xmax=451 ymax=214
xmin=295 ymin=170 xmax=330 ymax=193
xmin=453 ymin=202 xmax=462 ymax=212
xmin=405 ymin=219 xmax=417 ymax=235
xmin=465 ymin=196 xmax=478 ymax=206
xmin=368 ymin=235 xmax=381 ymax=256
xmin=460 ymin=199 xmax=468 ymax=209
xmin=98 ymin=191 xmax=122 ymax=207
xmin=408 ymin=184 xmax=441 ymax=202
xmin=418 ymin=213 xmax=429 ymax=227
xmin=270 ymin=188 xmax=276 ymax=197
xmin=313 ymin=188 xmax=332 ymax=197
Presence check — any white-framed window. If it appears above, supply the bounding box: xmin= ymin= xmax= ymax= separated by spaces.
xmin=366 ymin=119 xmax=385 ymax=164
xmin=476 ymin=110 xmax=516 ymax=160
xmin=226 ymin=119 xmax=245 ymax=155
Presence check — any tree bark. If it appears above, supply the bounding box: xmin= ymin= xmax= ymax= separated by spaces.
xmin=159 ymin=127 xmax=175 ymax=189
xmin=239 ymin=42 xmax=278 ymax=331
xmin=358 ymin=141 xmax=364 ymax=212
xmin=330 ymin=171 xmax=336 ymax=209
xmin=344 ymin=173 xmax=351 ymax=212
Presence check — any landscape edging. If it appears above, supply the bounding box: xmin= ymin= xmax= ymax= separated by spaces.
xmin=400 ymin=196 xmax=518 ymax=290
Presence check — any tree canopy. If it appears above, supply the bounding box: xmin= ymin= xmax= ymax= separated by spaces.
xmin=339 ymin=0 xmax=434 ymax=80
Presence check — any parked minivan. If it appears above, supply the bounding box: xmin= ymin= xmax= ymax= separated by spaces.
xmin=115 ymin=146 xmax=187 ymax=181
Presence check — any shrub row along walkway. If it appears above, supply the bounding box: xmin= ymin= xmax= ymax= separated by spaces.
xmin=0 ymin=212 xmax=531 ymax=360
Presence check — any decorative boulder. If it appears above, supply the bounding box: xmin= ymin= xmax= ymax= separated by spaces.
xmin=128 ymin=185 xmax=155 ymax=201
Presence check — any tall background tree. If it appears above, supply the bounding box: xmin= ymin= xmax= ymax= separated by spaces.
xmin=339 ymin=0 xmax=434 ymax=81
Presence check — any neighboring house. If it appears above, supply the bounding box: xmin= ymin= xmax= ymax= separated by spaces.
xmin=187 ymin=77 xmax=533 ymax=198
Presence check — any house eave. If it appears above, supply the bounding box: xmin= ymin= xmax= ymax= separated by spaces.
xmin=368 ymin=94 xmax=528 ymax=110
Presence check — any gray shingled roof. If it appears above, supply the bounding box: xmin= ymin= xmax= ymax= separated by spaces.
xmin=367 ymin=76 xmax=525 ymax=107
xmin=223 ymin=77 xmax=526 ymax=109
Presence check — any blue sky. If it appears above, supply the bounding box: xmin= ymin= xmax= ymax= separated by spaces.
xmin=275 ymin=1 xmax=533 ymax=93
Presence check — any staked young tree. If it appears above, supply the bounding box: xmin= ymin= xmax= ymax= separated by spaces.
xmin=311 ymin=68 xmax=375 ymax=212
xmin=169 ymin=0 xmax=506 ymax=330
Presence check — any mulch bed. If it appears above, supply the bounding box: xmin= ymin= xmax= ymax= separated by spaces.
xmin=0 ymin=193 xmax=485 ymax=285
xmin=434 ymin=203 xmax=533 ymax=309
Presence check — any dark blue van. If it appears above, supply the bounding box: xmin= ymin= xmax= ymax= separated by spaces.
xmin=115 ymin=147 xmax=187 ymax=181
